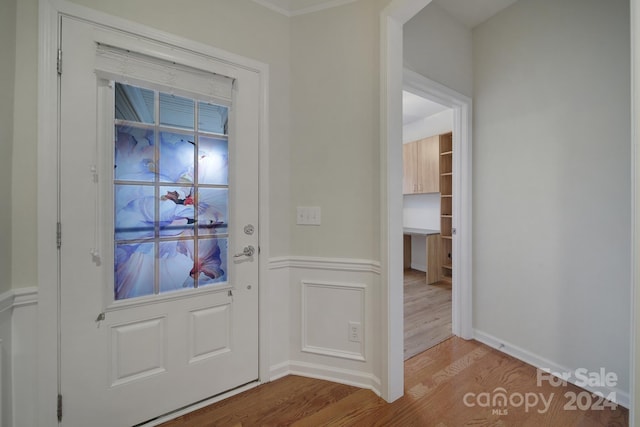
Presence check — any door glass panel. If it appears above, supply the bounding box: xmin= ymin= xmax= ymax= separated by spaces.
xmin=113 ymin=82 xmax=230 ymax=301
xmin=114 ymin=185 xmax=155 ymax=241
xmin=196 ymin=238 xmax=228 ymax=287
xmin=159 ymin=132 xmax=195 ymax=183
xmin=159 ymin=186 xmax=195 ymax=237
xmin=114 ymin=242 xmax=156 ymax=300
xmin=114 ymin=125 xmax=155 ymax=182
xmin=198 ymin=188 xmax=228 ymax=236
xmin=160 ymin=92 xmax=195 ymax=130
xmin=198 ymin=102 xmax=228 ymax=134
xmin=115 ymin=83 xmax=155 ymax=124
xmin=159 ymin=240 xmax=195 ymax=293
xmin=198 ymin=136 xmax=228 ymax=185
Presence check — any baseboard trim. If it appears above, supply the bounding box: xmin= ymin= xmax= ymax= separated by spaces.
xmin=474 ymin=330 xmax=630 ymax=409
xmin=269 ymin=361 xmax=290 ymax=382
xmin=270 ymin=360 xmax=381 ymax=397
xmin=269 ymin=256 xmax=381 ymax=275
xmin=0 ymin=288 xmax=38 ymax=313
xmin=410 ymin=263 xmax=427 ymax=272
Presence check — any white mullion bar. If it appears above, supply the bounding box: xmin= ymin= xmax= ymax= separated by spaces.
xmin=193 ymin=99 xmax=200 ymax=288
xmin=154 ymin=88 xmax=161 ymax=295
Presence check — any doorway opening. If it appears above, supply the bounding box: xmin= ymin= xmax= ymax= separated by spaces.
xmin=401 ymin=89 xmax=454 ymax=360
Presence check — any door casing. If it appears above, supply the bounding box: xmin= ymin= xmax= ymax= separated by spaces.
xmin=36 ymin=1 xmax=271 ymax=425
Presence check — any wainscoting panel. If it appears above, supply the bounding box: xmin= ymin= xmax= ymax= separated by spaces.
xmin=8 ymin=287 xmax=38 ymax=427
xmin=269 ymin=256 xmax=381 ymax=395
xmin=301 ymin=281 xmax=365 ymax=361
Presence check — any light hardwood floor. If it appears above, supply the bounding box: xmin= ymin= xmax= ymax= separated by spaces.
xmin=404 ymin=268 xmax=452 ymax=360
xmin=159 ymin=337 xmax=627 ymax=426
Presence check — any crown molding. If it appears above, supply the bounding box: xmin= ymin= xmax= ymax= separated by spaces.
xmin=252 ymin=0 xmax=359 ymax=17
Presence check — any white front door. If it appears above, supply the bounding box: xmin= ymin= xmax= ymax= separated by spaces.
xmin=59 ymin=17 xmax=260 ymax=426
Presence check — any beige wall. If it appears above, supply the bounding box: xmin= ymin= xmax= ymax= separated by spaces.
xmin=473 ymin=0 xmax=631 ymax=393
xmin=0 ymin=0 xmax=17 ymax=295
xmin=289 ymin=0 xmax=382 ymax=259
xmin=403 ymin=1 xmax=473 ymax=98
xmin=11 ymin=0 xmax=38 ymax=291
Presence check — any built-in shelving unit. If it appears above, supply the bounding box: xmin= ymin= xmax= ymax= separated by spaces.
xmin=439 ymin=132 xmax=453 ymax=283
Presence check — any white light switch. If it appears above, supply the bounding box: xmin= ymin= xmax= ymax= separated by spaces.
xmin=296 ymin=206 xmax=321 ymax=225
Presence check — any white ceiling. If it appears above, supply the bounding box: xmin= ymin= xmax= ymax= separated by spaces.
xmin=253 ymin=0 xmax=518 ymax=27
xmin=433 ymin=0 xmax=518 ymax=28
xmin=402 ymin=91 xmax=448 ymax=125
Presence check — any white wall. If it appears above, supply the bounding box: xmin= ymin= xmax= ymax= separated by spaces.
xmin=473 ymin=0 xmax=631 ymax=397
xmin=0 ymin=0 xmax=16 ymax=295
xmin=403 ymin=1 xmax=473 ymax=98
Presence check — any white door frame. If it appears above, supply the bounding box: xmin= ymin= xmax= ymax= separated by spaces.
xmin=36 ymin=1 xmax=271 ymax=424
xmin=379 ymin=0 xmax=473 ymax=402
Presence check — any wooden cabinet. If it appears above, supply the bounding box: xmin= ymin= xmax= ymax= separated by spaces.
xmin=439 ymin=132 xmax=453 ymax=283
xmin=403 ymin=136 xmax=439 ymax=194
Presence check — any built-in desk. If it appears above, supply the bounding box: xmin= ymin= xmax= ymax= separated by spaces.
xmin=403 ymin=227 xmax=441 ymax=284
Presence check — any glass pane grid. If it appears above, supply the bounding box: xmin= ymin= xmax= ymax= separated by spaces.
xmin=114 ymin=82 xmax=230 ymax=301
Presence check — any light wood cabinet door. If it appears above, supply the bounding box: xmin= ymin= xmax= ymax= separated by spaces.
xmin=403 ymin=142 xmax=418 ymax=194
xmin=403 ymin=136 xmax=440 ymax=194
xmin=418 ymin=135 xmax=439 ymax=193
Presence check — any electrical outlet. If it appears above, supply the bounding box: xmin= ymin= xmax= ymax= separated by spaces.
xmin=348 ymin=321 xmax=361 ymax=343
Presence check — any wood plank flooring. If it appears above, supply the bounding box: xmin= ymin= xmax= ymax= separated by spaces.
xmin=160 ymin=338 xmax=628 ymax=426
xmin=404 ymin=268 xmax=452 ymax=360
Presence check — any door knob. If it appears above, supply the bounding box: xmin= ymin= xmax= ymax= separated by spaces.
xmin=234 ymin=245 xmax=255 ymax=258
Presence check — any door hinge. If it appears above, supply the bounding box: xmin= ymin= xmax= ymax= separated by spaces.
xmin=57 ymin=394 xmax=63 ymax=422
xmin=56 ymin=222 xmax=62 ymax=249
xmin=57 ymin=49 xmax=62 ymax=75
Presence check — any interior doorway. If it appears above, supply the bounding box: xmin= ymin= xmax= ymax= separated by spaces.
xmin=401 ymin=90 xmax=454 ymax=360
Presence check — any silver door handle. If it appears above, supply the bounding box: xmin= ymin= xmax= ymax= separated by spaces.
xmin=234 ymin=245 xmax=255 ymax=258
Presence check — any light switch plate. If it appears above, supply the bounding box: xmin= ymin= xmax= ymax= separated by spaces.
xmin=296 ymin=206 xmax=321 ymax=225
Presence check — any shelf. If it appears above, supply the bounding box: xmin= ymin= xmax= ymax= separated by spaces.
xmin=442 ymin=263 xmax=452 ymax=270
xmin=440 ymin=172 xmax=452 ymax=176
xmin=440 ymin=151 xmax=453 ymax=156
xmin=441 ymin=194 xmax=452 ymax=198
xmin=441 ymin=235 xmax=452 ymax=240
xmin=441 ymin=215 xmax=452 ymax=218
